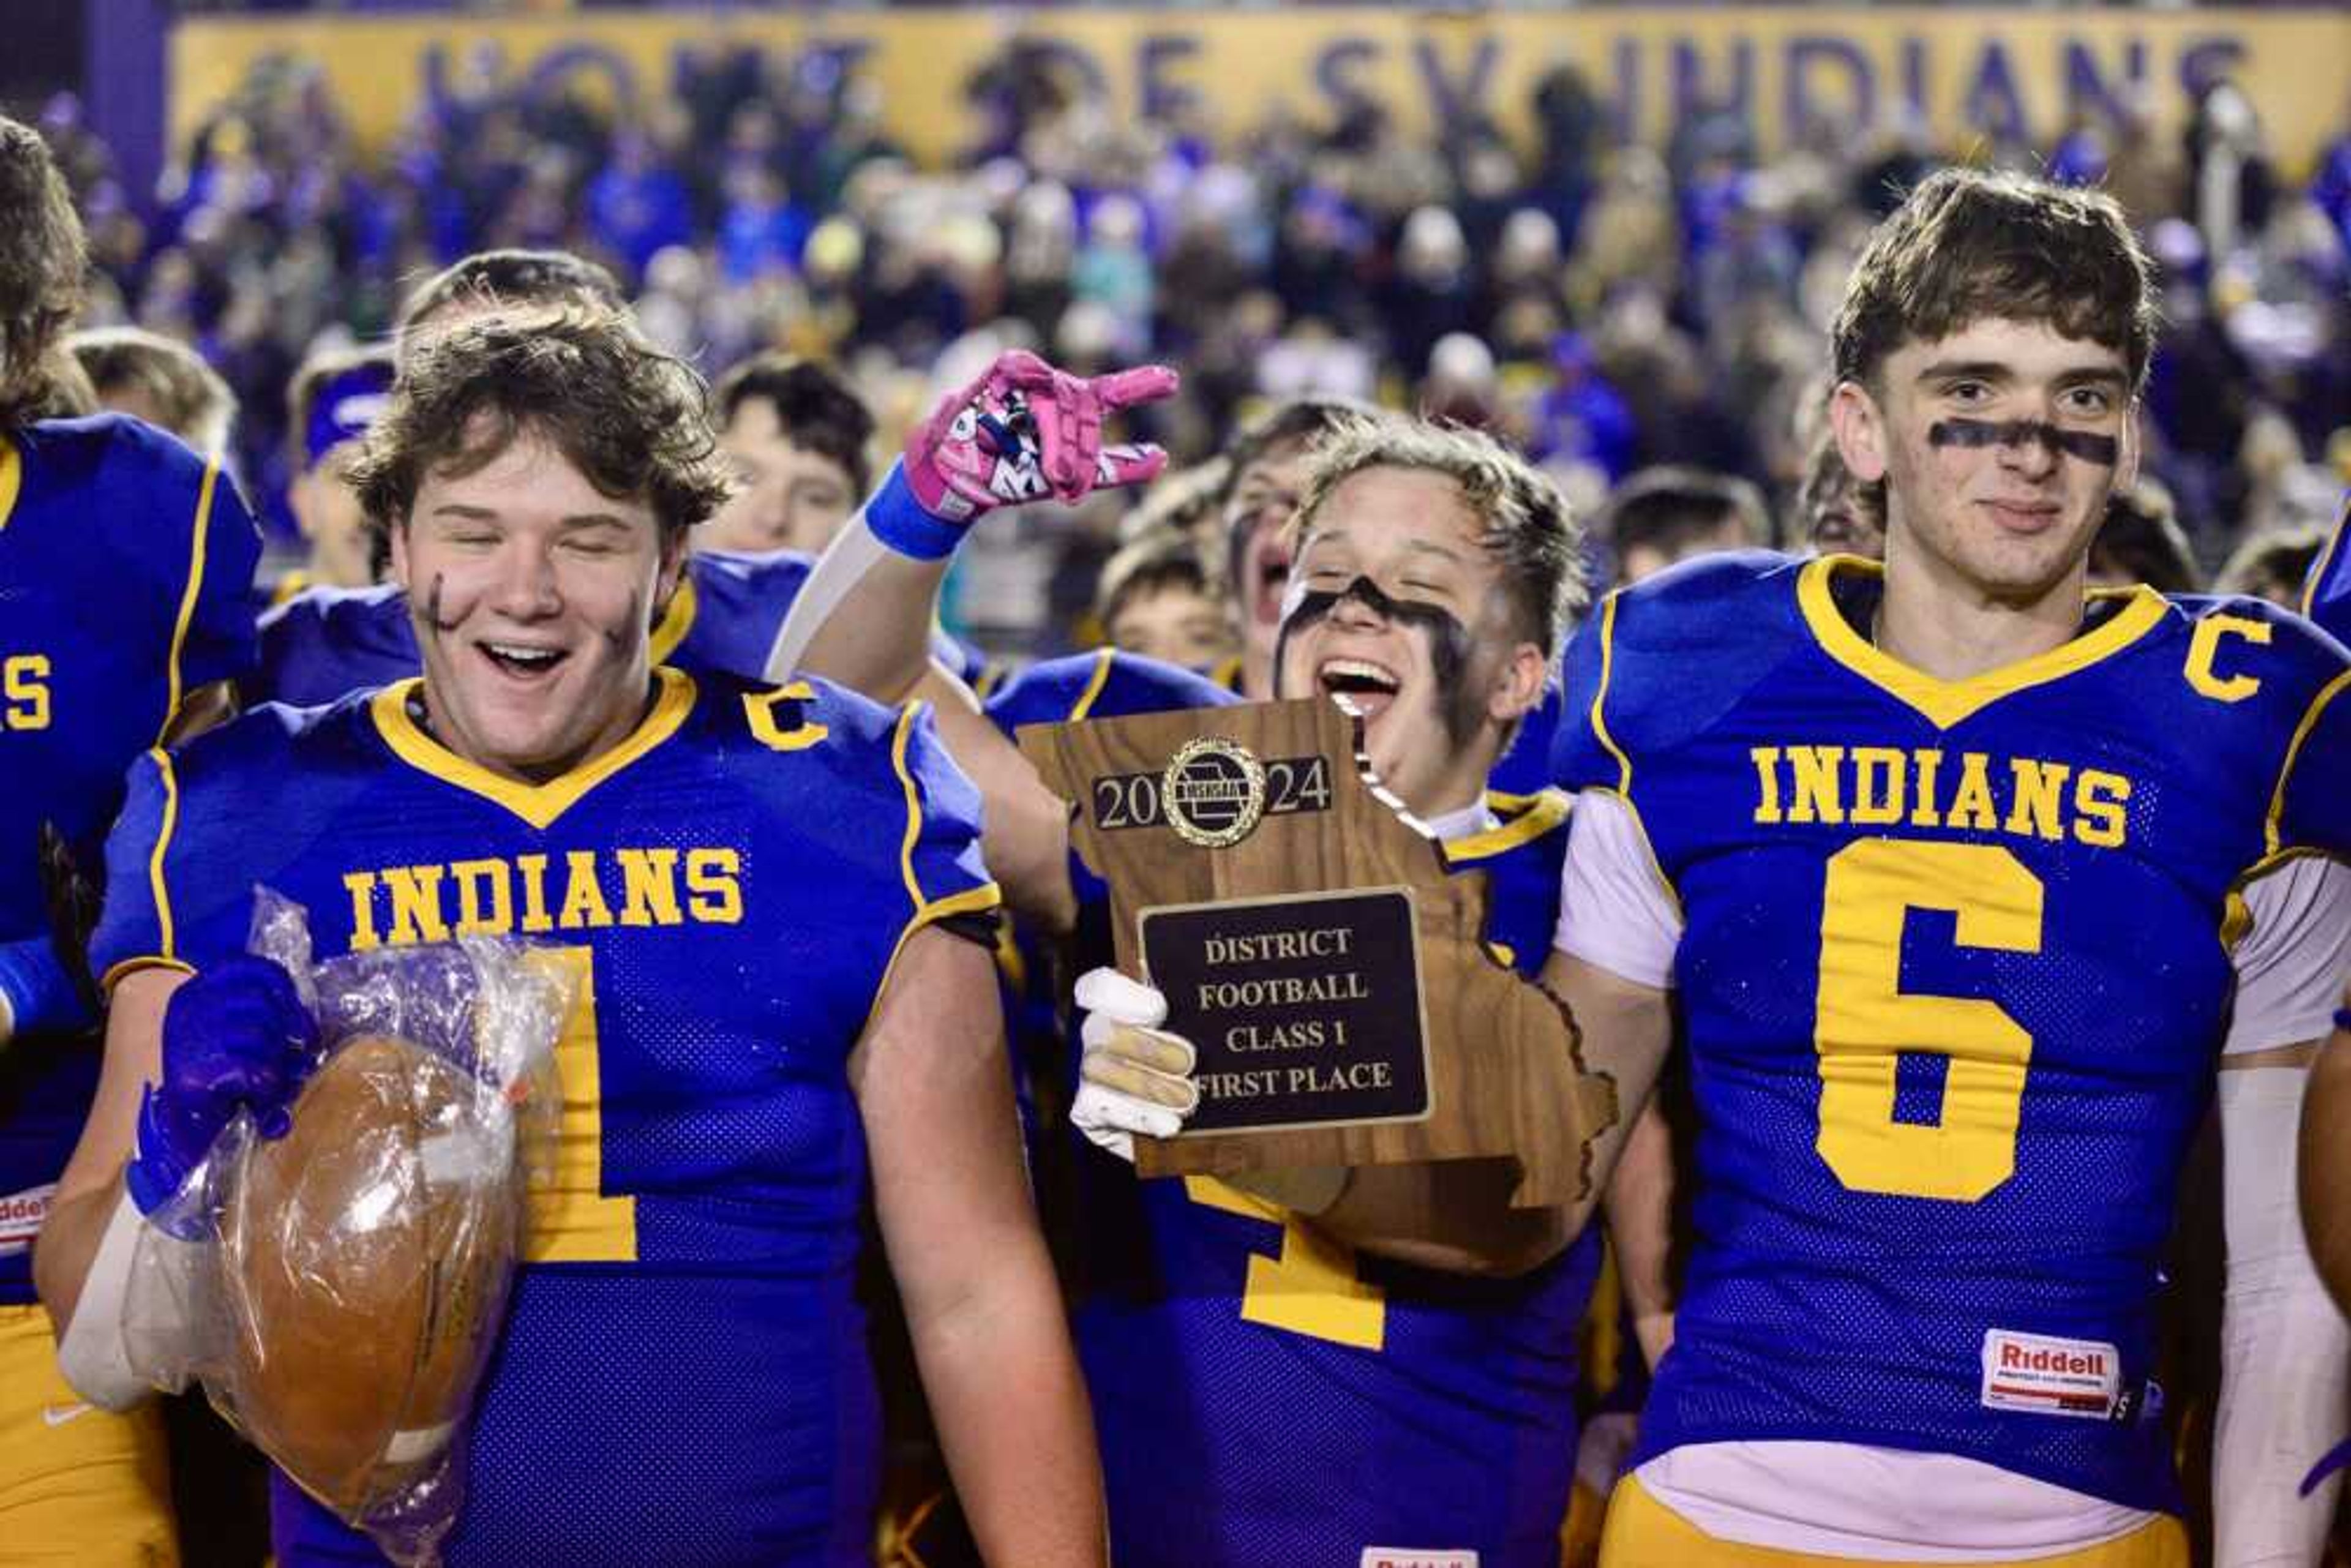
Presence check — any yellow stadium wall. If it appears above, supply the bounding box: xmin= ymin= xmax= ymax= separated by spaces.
xmin=170 ymin=7 xmax=2351 ymax=179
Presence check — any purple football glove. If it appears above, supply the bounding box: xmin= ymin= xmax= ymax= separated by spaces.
xmin=126 ymin=955 xmax=318 ymax=1230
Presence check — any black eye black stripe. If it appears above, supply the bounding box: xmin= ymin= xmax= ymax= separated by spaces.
xmin=1927 ymin=418 xmax=2118 ymax=466
xmin=1274 ymin=573 xmax=1475 ymax=721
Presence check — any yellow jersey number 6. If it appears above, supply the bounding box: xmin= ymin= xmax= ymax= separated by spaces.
xmin=1813 ymin=839 xmax=2043 ymax=1202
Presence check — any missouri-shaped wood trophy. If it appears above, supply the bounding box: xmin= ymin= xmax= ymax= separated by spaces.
xmin=1019 ymin=696 xmax=1618 ymax=1209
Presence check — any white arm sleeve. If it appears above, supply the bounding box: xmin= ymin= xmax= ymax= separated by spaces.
xmin=55 ymin=1188 xmax=179 ymax=1410
xmin=2225 ymin=858 xmax=2351 ymax=1057
xmin=760 ymin=510 xmax=896 ymax=682
xmin=1555 ymin=790 xmax=1682 ymax=990
xmin=2213 ymin=858 xmax=2351 ymax=1566
xmin=2215 ymin=1064 xmax=2349 ymax=1567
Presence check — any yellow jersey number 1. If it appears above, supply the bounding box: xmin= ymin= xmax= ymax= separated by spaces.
xmin=1184 ymin=1177 xmax=1387 ymax=1351
xmin=1813 ymin=838 xmax=2044 ymax=1202
xmin=523 ymin=945 xmax=639 ymax=1262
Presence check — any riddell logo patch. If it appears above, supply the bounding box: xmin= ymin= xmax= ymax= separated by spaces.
xmin=1981 ymin=1329 xmax=2121 ymax=1420
xmin=0 ymin=1184 xmax=54 ymax=1253
xmin=1361 ymin=1553 xmax=1477 ymax=1568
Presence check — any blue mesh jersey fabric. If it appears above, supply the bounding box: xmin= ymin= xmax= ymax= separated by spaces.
xmin=1550 ymin=549 xmax=2351 ymax=1514
xmin=0 ymin=414 xmax=259 ymax=1303
xmin=994 ymin=648 xmax=1603 ymax=1567
xmin=91 ymin=667 xmax=995 ymax=1565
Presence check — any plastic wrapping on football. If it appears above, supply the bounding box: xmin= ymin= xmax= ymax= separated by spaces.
xmin=219 ymin=1033 xmax=522 ymax=1520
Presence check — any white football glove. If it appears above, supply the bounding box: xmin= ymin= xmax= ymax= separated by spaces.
xmin=1070 ymin=968 xmax=1201 ymax=1161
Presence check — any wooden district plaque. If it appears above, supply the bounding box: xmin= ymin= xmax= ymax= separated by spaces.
xmin=1019 ymin=696 xmax=1618 ymax=1209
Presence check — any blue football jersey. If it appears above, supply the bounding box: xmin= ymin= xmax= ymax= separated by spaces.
xmin=91 ymin=669 xmax=997 ymax=1566
xmin=0 ymin=415 xmax=258 ymax=1300
xmin=992 ymin=651 xmax=1601 ymax=1567
xmin=1492 ymin=678 xmax=1565 ymax=797
xmin=1551 ymin=550 xmax=2351 ymax=1513
xmin=2306 ymin=500 xmax=2349 ymax=645
xmin=249 ymin=582 xmax=418 ymax=707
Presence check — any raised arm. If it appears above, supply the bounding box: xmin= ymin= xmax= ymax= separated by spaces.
xmin=765 ymin=350 xmax=1174 ymax=696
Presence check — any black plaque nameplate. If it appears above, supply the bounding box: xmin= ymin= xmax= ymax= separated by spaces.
xmin=1139 ymin=887 xmax=1431 ymax=1134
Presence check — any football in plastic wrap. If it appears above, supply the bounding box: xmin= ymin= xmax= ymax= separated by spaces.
xmin=219 ymin=1032 xmax=523 ymax=1520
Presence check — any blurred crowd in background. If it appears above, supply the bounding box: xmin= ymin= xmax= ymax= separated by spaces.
xmin=27 ymin=31 xmax=2351 ymax=656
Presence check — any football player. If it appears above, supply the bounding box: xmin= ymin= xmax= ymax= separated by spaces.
xmin=274 ymin=345 xmax=397 ymax=601
xmin=1209 ymin=396 xmax=1374 ymax=698
xmin=36 ymin=305 xmax=1106 ymax=1566
xmin=1602 ymin=467 xmax=1770 ymax=587
xmin=700 ymin=353 xmax=873 ymax=557
xmin=1092 ymin=525 xmax=1238 ymax=672
xmin=1542 ymin=168 xmax=2349 ymax=1566
xmin=390 ymin=247 xmax=625 ymax=371
xmin=0 ymin=114 xmax=263 ymax=1565
xmin=770 ymin=359 xmax=1621 ymax=1564
xmin=1795 ymin=425 xmax=1882 ymax=562
xmin=252 ymin=259 xmax=896 ymax=709
xmin=70 ymin=326 xmax=236 ymax=460
xmin=2304 ymin=497 xmax=2348 ymax=639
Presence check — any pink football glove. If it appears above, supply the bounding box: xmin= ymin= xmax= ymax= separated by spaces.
xmin=905 ymin=350 xmax=1179 ymax=523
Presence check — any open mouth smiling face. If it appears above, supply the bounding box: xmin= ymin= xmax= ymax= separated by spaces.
xmin=1272 ymin=465 xmax=1520 ymax=816
xmin=392 ymin=429 xmax=680 ymax=784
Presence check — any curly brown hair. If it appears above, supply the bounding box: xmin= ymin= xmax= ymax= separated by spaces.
xmin=1832 ymin=167 xmax=2157 ymax=395
xmin=349 ymin=305 xmax=732 ymax=549
xmin=394 ymin=249 xmax=624 ymax=354
xmin=0 ymin=116 xmax=88 ymax=427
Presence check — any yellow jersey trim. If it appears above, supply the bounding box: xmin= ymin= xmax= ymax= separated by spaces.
xmin=2263 ymin=666 xmax=2351 ymax=858
xmin=2306 ymin=501 xmax=2345 ymax=621
xmin=1586 ymin=592 xmax=1681 ymax=913
xmin=2219 ymin=845 xmax=2331 ymax=953
xmin=971 ymin=661 xmax=1007 ymax=702
xmin=146 ymin=749 xmax=182 ymax=961
xmin=0 ymin=436 xmax=19 ymax=531
xmin=100 ymin=955 xmax=195 ymax=994
xmin=268 ymin=569 xmax=312 ymax=609
xmin=890 ymin=700 xmax=1002 ymax=915
xmin=369 ymin=667 xmax=697 ymax=830
xmin=1069 ymin=648 xmax=1117 ymax=721
xmin=866 ymin=699 xmax=1006 ymax=1037
xmin=1444 ymin=788 xmax=1570 ymax=865
xmin=157 ymin=454 xmax=225 ymax=744
xmin=650 ymin=574 xmax=697 ymax=665
xmin=1796 ymin=555 xmax=2168 ymax=730
xmin=1590 ymin=593 xmax=1634 ymax=793
xmin=1209 ymin=653 xmax=1245 ymax=694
